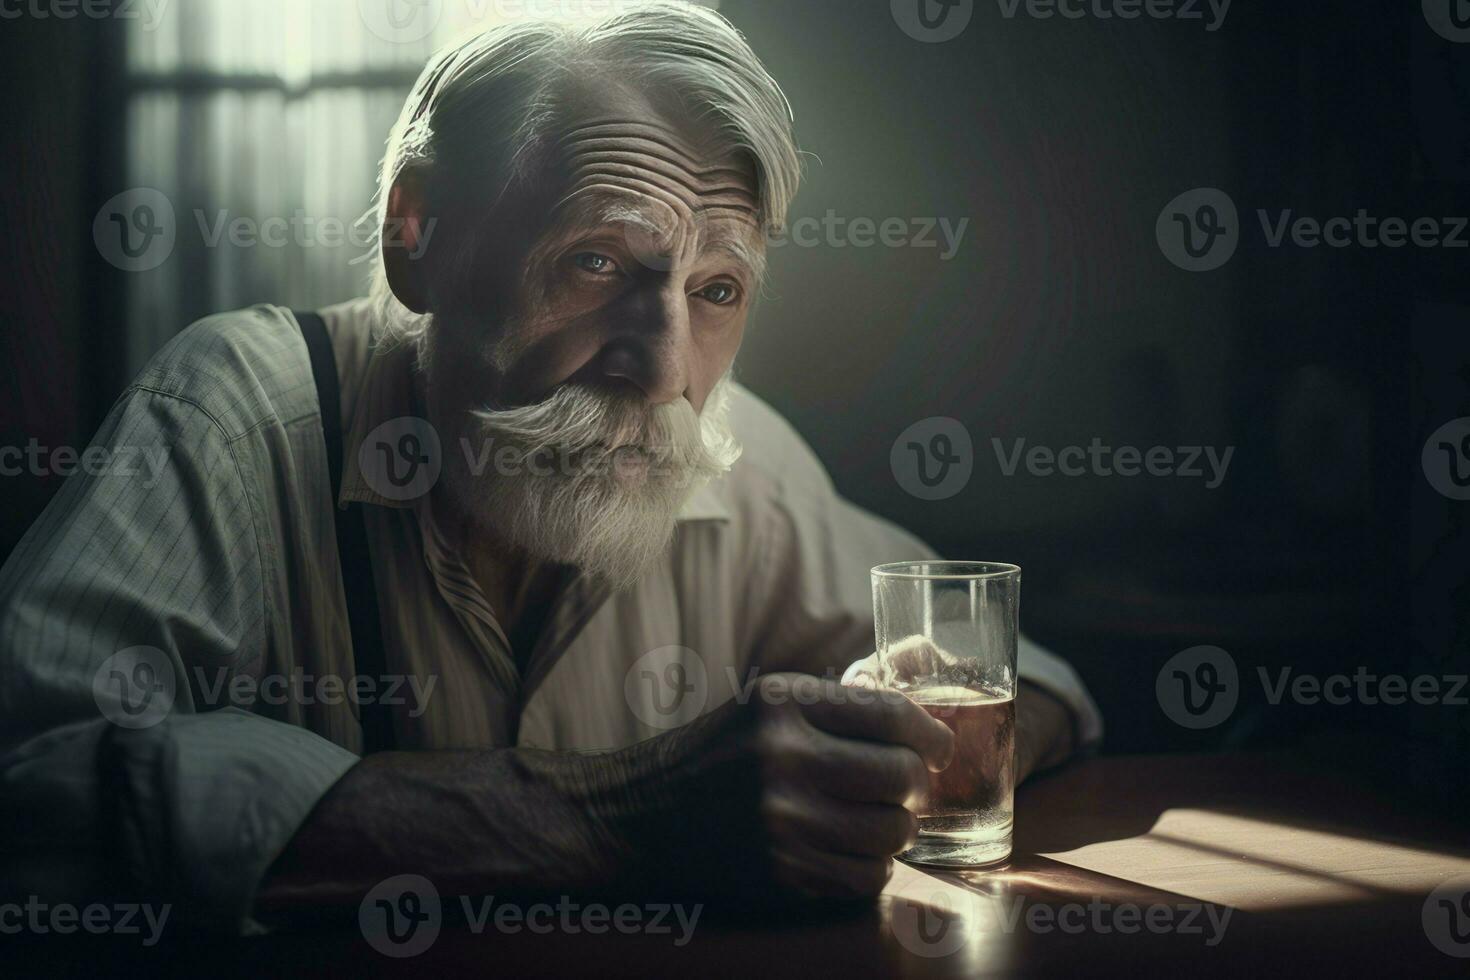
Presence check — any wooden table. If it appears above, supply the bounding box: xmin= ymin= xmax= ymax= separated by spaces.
xmin=20 ymin=749 xmax=1470 ymax=977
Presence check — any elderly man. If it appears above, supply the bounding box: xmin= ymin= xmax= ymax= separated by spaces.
xmin=0 ymin=3 xmax=1099 ymax=933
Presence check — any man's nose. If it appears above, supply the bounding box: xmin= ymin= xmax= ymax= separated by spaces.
xmin=596 ymin=284 xmax=692 ymax=405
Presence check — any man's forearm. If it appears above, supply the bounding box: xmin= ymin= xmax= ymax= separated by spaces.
xmin=255 ymin=702 xmax=756 ymax=918
xmin=256 ymin=750 xmax=618 ymax=915
xmin=1015 ymin=679 xmax=1078 ymax=783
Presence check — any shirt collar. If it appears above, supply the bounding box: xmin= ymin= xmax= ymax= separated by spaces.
xmin=338 ymin=337 xmax=731 ymax=523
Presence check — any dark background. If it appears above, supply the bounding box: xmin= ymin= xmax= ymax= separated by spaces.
xmin=0 ymin=1 xmax=1464 ymax=805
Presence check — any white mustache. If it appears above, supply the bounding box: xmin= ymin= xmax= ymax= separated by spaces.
xmin=468 ymin=376 xmax=741 ymax=480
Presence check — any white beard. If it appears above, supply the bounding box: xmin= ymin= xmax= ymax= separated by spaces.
xmin=440 ymin=373 xmax=741 ymax=590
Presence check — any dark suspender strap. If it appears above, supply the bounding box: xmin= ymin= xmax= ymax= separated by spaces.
xmin=298 ymin=311 xmax=343 ymax=495
xmin=296 ymin=310 xmax=395 ymax=754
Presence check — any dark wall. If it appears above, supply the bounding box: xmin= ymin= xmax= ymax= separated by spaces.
xmin=735 ymin=0 xmax=1242 ymax=546
xmin=723 ymin=0 xmax=1437 ymax=758
xmin=0 ymin=15 xmax=98 ymax=559
xmin=730 ymin=0 xmax=1404 ymax=565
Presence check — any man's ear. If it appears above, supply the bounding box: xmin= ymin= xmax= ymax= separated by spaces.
xmin=383 ymin=166 xmax=433 ymax=314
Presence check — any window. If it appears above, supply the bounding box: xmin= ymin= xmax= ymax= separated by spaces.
xmin=118 ymin=0 xmax=716 ymax=374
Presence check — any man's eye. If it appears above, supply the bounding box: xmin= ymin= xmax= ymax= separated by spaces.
xmin=697 ymin=282 xmax=739 ymax=306
xmin=573 ymin=252 xmax=619 ymax=275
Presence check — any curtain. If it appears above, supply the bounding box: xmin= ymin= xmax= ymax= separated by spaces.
xmin=120 ymin=0 xmax=717 ymax=375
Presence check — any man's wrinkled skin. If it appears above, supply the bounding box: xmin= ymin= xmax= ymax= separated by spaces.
xmin=258 ymin=81 xmax=1075 ymax=916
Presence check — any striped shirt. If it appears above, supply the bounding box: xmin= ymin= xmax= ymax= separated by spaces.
xmin=0 ymin=298 xmax=1101 ymax=932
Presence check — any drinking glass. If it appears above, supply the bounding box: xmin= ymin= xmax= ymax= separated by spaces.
xmin=871 ymin=560 xmax=1020 ymax=867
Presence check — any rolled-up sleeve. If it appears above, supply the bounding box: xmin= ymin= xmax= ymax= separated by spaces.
xmin=0 ymin=385 xmax=357 ymax=934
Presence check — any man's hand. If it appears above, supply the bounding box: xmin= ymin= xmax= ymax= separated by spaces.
xmin=589 ymin=671 xmax=959 ymax=899
xmin=843 ymin=637 xmax=1077 ymax=785
xmin=727 ymin=672 xmax=955 ymax=897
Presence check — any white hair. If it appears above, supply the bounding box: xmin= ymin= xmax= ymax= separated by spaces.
xmin=365 ymin=0 xmax=802 ymax=344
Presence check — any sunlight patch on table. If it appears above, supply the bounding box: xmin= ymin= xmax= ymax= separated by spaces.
xmin=1036 ymin=808 xmax=1470 ymax=911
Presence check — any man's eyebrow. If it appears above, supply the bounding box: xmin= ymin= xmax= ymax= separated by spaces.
xmin=705 ymin=235 xmax=766 ymax=284
xmin=537 ymin=196 xmax=766 ymax=282
xmin=545 ymin=198 xmax=665 ymax=243
xmin=521 ymin=199 xmax=654 ymax=270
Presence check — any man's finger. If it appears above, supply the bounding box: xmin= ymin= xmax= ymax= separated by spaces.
xmin=799 ymin=680 xmax=955 ymax=773
xmin=840 ymin=653 xmax=881 ymax=688
xmin=841 ymin=637 xmax=961 ymax=689
xmin=800 ymin=729 xmax=931 ymax=805
xmin=768 ymin=793 xmax=918 ymax=859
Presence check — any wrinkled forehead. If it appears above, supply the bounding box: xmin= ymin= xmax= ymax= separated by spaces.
xmin=543 ymin=83 xmax=763 ymax=252
xmin=552 ymin=118 xmax=759 ymax=214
